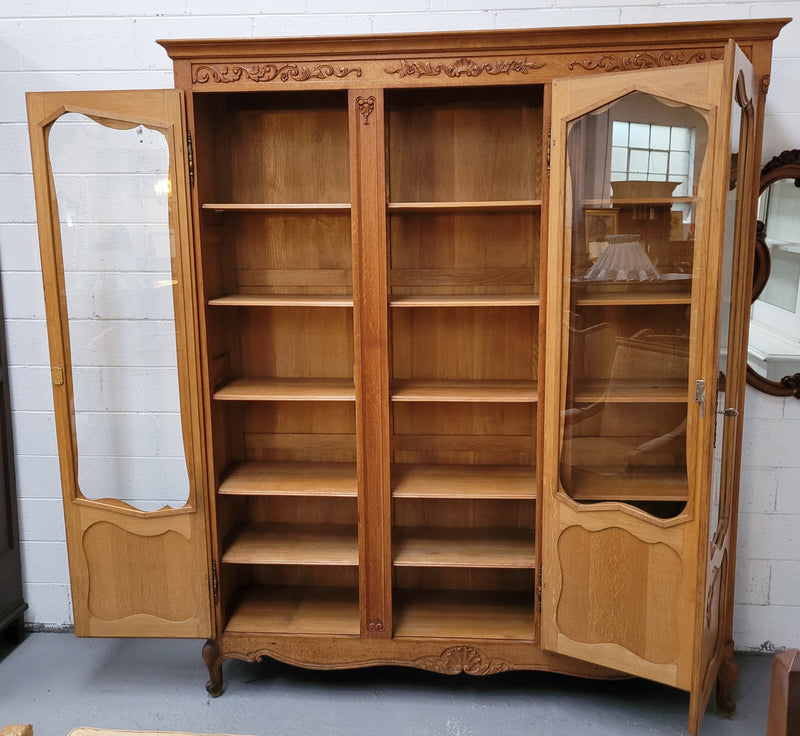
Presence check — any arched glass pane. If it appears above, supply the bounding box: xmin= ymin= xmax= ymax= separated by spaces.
xmin=560 ymin=92 xmax=708 ymax=519
xmin=48 ymin=113 xmax=189 ymax=511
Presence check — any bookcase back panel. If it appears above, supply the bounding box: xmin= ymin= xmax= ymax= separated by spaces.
xmin=216 ymin=92 xmax=350 ymax=204
xmin=228 ymin=213 xmax=352 ymax=295
xmin=247 ymin=496 xmax=357 ymax=526
xmin=393 ymin=498 xmax=534 ymax=529
xmin=250 ymin=566 xmax=359 ymax=588
xmin=392 ymin=403 xmax=535 ymax=465
xmin=389 ymin=211 xmax=539 ymax=295
xmin=242 ymin=402 xmax=357 ymax=463
xmin=394 ymin=567 xmax=534 ymax=593
xmin=392 ymin=306 xmax=536 ymax=381
xmin=236 ymin=307 xmax=354 ymax=379
xmin=387 ymin=87 xmax=543 ymax=203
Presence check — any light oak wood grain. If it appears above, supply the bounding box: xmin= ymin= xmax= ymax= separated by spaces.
xmin=214 ymin=378 xmax=356 ymax=402
xmin=391 ymin=380 xmax=537 ymax=403
xmin=392 ymin=463 xmax=536 ymax=499
xmin=393 ymin=590 xmax=534 ymax=640
xmin=226 ymin=586 xmax=359 ymax=636
xmin=209 ymin=294 xmax=353 ymax=307
xmin=223 ymin=523 xmax=358 ymax=566
xmin=393 ymin=527 xmax=535 ymax=568
xmin=219 ymin=461 xmax=357 ymax=497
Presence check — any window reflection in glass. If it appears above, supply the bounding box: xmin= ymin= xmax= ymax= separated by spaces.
xmin=560 ymin=92 xmax=708 ymax=519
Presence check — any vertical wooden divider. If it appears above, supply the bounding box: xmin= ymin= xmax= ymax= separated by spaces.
xmin=349 ymin=89 xmax=392 ymax=638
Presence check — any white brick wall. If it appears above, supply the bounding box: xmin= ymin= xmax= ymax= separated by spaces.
xmin=1 ymin=0 xmax=799 ymax=652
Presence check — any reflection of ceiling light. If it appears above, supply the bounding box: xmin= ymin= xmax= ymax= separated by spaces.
xmin=154 ymin=178 xmax=172 ymax=197
xmin=155 ymin=280 xmax=178 ymax=287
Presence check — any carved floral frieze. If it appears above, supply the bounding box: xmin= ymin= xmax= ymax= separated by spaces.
xmin=385 ymin=57 xmax=544 ymax=79
xmin=414 ymin=646 xmax=511 ymax=675
xmin=568 ymin=49 xmax=723 ymax=72
xmin=192 ymin=63 xmax=362 ymax=84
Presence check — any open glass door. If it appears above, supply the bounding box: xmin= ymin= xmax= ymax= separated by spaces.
xmin=27 ymin=90 xmax=211 ymax=637
xmin=542 ymin=45 xmax=752 ymax=725
xmin=691 ymin=43 xmax=758 ymax=732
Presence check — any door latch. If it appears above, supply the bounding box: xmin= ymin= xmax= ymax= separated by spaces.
xmin=695 ymin=379 xmax=706 ymax=418
xmin=717 ymin=407 xmax=739 ymax=418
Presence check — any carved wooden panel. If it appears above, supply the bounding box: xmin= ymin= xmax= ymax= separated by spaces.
xmin=557 ymin=526 xmax=681 ymax=664
xmin=568 ymin=49 xmax=723 ymax=72
xmin=384 ymin=57 xmax=544 ymax=78
xmin=192 ymin=63 xmax=362 ymax=84
xmin=413 ymin=645 xmax=511 ymax=675
xmin=83 ymin=522 xmax=196 ymax=622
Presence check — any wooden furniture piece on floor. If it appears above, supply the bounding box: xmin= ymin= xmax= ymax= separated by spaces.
xmin=26 ymin=19 xmax=788 ymax=736
xmin=0 ymin=726 xmax=32 ymax=736
xmin=767 ymin=649 xmax=800 ymax=736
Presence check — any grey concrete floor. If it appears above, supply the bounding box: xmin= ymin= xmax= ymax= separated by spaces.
xmin=0 ymin=633 xmax=773 ymax=736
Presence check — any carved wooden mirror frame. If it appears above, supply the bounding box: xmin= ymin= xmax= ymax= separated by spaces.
xmin=748 ymin=149 xmax=800 ymax=397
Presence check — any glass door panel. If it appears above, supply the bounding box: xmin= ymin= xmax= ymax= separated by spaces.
xmin=28 ymin=89 xmax=210 ymax=637
xmin=561 ymin=92 xmax=709 ymax=519
xmin=48 ymin=113 xmax=189 ymax=511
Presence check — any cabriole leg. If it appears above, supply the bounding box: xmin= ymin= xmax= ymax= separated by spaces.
xmin=716 ymin=639 xmax=739 ymax=716
xmin=202 ymin=638 xmax=224 ymax=697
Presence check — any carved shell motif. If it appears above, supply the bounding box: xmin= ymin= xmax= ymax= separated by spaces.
xmin=192 ymin=63 xmax=362 ymax=84
xmin=385 ymin=57 xmax=544 ymax=78
xmin=414 ymin=646 xmax=511 ymax=675
xmin=568 ymin=49 xmax=723 ymax=72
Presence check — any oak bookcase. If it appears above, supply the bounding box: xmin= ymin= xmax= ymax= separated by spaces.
xmin=27 ymin=18 xmax=788 ymax=734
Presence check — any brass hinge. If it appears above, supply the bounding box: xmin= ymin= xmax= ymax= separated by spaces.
xmin=51 ymin=367 xmax=64 ymax=386
xmin=537 ymin=572 xmax=542 ymax=613
xmin=211 ymin=559 xmax=218 ymax=604
xmin=546 ymin=124 xmax=551 ymax=182
xmin=187 ymin=130 xmax=195 ymax=188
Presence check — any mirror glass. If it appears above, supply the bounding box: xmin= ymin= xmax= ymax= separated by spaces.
xmin=47 ymin=112 xmax=190 ymax=511
xmin=749 ymin=173 xmax=800 ymax=383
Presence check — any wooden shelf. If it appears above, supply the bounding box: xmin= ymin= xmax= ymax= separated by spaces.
xmin=202 ymin=203 xmax=350 ymax=213
xmin=567 ymin=466 xmax=688 ymax=502
xmin=392 ymin=464 xmax=535 ymax=499
xmin=391 ymin=380 xmax=537 ymax=403
xmin=393 ymin=590 xmax=534 ymax=640
xmin=390 ymin=294 xmax=539 ymax=307
xmin=209 ymin=294 xmax=354 ymax=308
xmin=573 ymin=291 xmax=691 ymax=306
xmin=219 ymin=462 xmax=358 ymax=497
xmin=394 ymin=527 xmax=535 ymax=569
xmin=388 ymin=200 xmax=541 ymax=213
xmin=225 ymin=586 xmax=359 ymax=636
xmin=572 ymin=379 xmax=686 ymax=403
xmin=223 ymin=524 xmax=358 ymax=566
xmin=610 ymin=196 xmax=696 ymax=205
xmin=214 ymin=377 xmax=356 ymax=402
xmin=581 ymin=196 xmax=696 ymax=207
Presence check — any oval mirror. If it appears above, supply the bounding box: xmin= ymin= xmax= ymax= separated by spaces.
xmin=748 ymin=149 xmax=800 ymax=397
